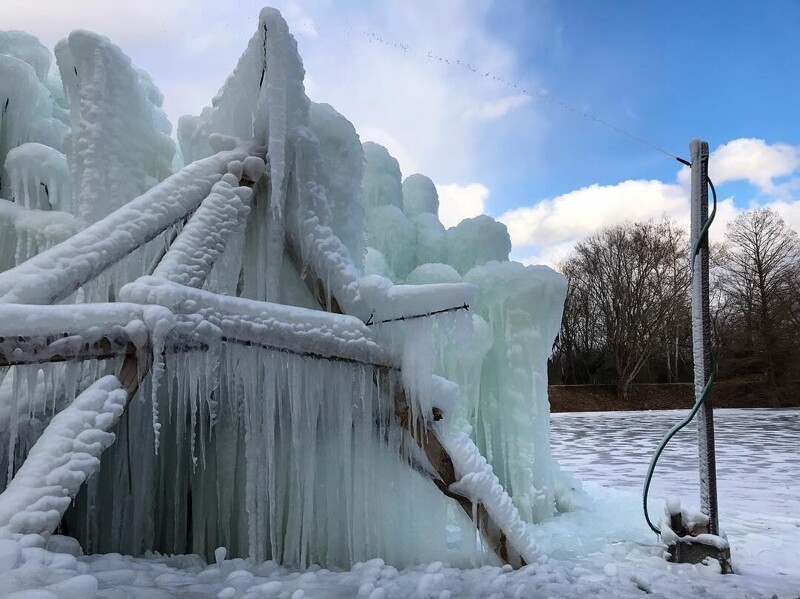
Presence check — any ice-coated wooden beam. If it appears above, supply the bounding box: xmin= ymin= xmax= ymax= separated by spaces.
xmin=152 ymin=165 xmax=264 ymax=288
xmin=0 ymin=303 xmax=208 ymax=367
xmin=120 ymin=277 xmax=394 ymax=370
xmin=0 ymin=376 xmax=128 ymax=544
xmin=389 ymin=378 xmax=527 ymax=568
xmin=0 ymin=337 xmax=138 ymax=368
xmin=285 ymin=224 xmax=344 ymax=314
xmin=0 ymin=146 xmax=255 ymax=305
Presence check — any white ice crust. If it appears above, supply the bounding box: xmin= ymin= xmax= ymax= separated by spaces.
xmin=0 ymin=376 xmax=126 ymax=543
xmin=55 ymin=30 xmax=175 ymax=223
xmin=152 ymin=174 xmax=256 ymax=288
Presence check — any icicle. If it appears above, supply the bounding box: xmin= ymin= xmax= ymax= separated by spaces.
xmin=5 ymin=368 xmax=22 ymax=485
xmin=144 ymin=309 xmax=175 ymax=454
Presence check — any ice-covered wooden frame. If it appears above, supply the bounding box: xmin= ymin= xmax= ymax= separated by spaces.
xmin=0 ymin=8 xmax=539 ymax=569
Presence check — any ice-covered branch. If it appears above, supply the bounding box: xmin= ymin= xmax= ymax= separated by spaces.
xmin=152 ymin=165 xmax=262 ymax=288
xmin=0 ymin=376 xmax=127 ymax=544
xmin=120 ymin=276 xmax=393 ymax=368
xmin=0 ymin=146 xmax=255 ymax=305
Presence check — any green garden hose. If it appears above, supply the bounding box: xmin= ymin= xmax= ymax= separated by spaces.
xmin=642 ymin=171 xmax=718 ymax=535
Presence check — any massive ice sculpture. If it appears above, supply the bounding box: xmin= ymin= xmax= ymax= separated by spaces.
xmin=0 ymin=6 xmax=573 ymax=570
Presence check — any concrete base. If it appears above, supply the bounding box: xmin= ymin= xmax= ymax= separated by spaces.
xmin=667 ymin=538 xmax=733 ymax=573
xmin=665 ymin=511 xmax=733 ymax=574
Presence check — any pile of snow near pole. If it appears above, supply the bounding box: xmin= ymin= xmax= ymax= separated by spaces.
xmin=0 ymin=5 xmax=579 ymax=572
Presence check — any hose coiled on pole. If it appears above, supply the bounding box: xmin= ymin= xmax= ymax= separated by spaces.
xmin=642 ymin=169 xmax=718 ymax=535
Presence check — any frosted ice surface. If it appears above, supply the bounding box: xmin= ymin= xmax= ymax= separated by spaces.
xmin=55 ymin=31 xmax=175 ymax=223
xmin=0 ymin=302 xmax=172 ymax=340
xmin=463 ymin=261 xmax=568 ymax=522
xmin=366 ymin=205 xmax=417 ymax=280
xmin=309 ymin=102 xmax=366 ymax=269
xmin=0 ymin=31 xmax=52 ymax=83
xmin=152 ymin=176 xmax=254 ymax=288
xmin=0 ymin=30 xmax=69 ymax=137
xmin=177 ymin=110 xmax=214 ymax=166
xmin=136 ymin=68 xmax=172 ymax=137
xmin=242 ymin=155 xmax=266 ymax=181
xmin=0 ymin=145 xmax=252 ymax=304
xmin=356 ymin=275 xmax=477 ymax=324
xmin=0 ymin=198 xmax=80 ymax=273
xmin=0 ymin=54 xmax=67 ymax=199
xmin=402 ymin=174 xmax=439 ymax=218
xmin=5 ymin=143 xmax=71 ymax=212
xmin=120 ymin=276 xmax=390 ymax=366
xmin=412 ymin=212 xmax=447 ymax=266
xmin=446 ymin=215 xmax=512 ymax=275
xmin=405 ymin=263 xmax=463 ymax=285
xmin=363 ymin=248 xmax=397 ymax=280
xmin=361 ymin=142 xmax=403 ymax=210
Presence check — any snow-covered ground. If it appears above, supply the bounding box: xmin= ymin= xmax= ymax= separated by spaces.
xmin=3 ymin=408 xmax=798 ymax=598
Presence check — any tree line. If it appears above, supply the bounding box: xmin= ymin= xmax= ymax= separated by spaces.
xmin=551 ymin=207 xmax=800 ymax=403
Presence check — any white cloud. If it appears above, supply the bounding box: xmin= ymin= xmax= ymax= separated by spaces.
xmin=464 ymin=94 xmax=530 ymax=121
xmin=281 ymin=2 xmax=318 ymax=38
xmin=773 ymin=200 xmax=800 ymax=233
xmin=0 ymin=0 xmax=194 ymax=46
xmin=516 ymin=240 xmax=575 ymax=269
xmin=286 ymin=1 xmax=543 ymax=183
xmin=436 ymin=183 xmax=489 ymax=228
xmin=711 ymin=138 xmax=800 ymax=193
xmin=502 ymin=138 xmax=800 ymax=268
xmin=500 ymin=179 xmax=687 ymax=248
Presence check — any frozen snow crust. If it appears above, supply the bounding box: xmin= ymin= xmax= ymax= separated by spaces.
xmin=3 ymin=408 xmax=800 ymax=598
xmin=0 ymin=4 xmax=575 ymax=577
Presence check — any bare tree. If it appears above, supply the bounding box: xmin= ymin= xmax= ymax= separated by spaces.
xmin=717 ymin=208 xmax=800 ymax=396
xmin=555 ymin=220 xmax=690 ymax=398
xmin=555 ymin=259 xmax=606 ymax=384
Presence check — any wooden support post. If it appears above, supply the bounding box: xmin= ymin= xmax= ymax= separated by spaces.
xmin=690 ymin=139 xmax=719 ymax=535
xmin=682 ymin=139 xmax=733 ymax=573
xmin=392 ymin=381 xmax=526 ymax=568
xmin=284 ymin=227 xmax=343 ymax=314
xmin=117 ymin=351 xmax=151 ymax=406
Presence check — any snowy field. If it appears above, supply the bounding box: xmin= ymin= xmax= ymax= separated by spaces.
xmin=3 ymin=408 xmax=799 ymax=598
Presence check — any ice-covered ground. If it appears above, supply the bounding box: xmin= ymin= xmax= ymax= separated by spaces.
xmin=3 ymin=408 xmax=798 ymax=598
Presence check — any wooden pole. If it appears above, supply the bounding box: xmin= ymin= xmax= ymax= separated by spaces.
xmin=391 ymin=380 xmax=525 ymax=568
xmin=690 ymin=139 xmax=719 ymax=535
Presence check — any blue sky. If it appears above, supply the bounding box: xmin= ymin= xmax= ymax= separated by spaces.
xmin=486 ymin=1 xmax=800 ymax=204
xmin=4 ymin=0 xmax=799 ymax=266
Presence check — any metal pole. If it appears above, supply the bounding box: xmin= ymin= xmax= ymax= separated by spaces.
xmin=690 ymin=139 xmax=719 ymax=536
